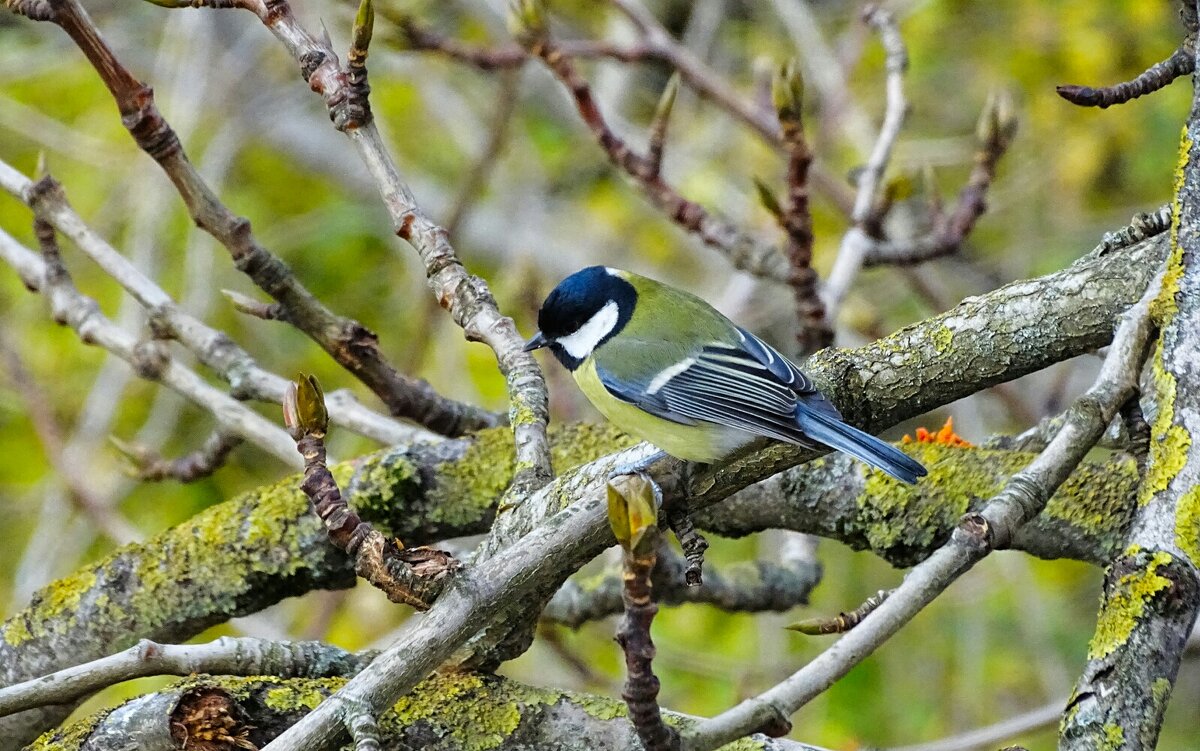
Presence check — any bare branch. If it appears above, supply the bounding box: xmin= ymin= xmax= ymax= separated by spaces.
xmin=608 ymin=474 xmax=679 ymax=751
xmin=285 ymin=375 xmax=458 ymax=610
xmin=544 ymin=542 xmax=821 ymax=628
xmin=1058 ymin=43 xmax=1195 ymax=108
xmin=0 ymin=226 xmax=301 ymax=467
xmin=786 ymin=589 xmax=891 ymax=636
xmin=111 ymin=431 xmax=242 ymax=483
xmin=513 ymin=2 xmax=790 ymax=281
xmin=887 ymin=699 xmax=1065 ymax=751
xmin=822 ymin=5 xmax=910 ymax=320
xmin=3 ymin=0 xmax=498 ymax=436
xmin=0 ymin=158 xmax=434 ymax=447
xmin=863 ymin=91 xmax=1017 ymax=268
xmin=209 ymin=0 xmax=553 ymax=501
xmin=0 ymin=637 xmax=369 ymax=717
xmin=771 ymin=59 xmax=830 ymax=353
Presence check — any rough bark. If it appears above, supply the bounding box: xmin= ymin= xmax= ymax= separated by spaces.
xmin=27 ymin=674 xmax=823 ymax=751
xmin=1059 ymin=55 xmax=1200 ymax=750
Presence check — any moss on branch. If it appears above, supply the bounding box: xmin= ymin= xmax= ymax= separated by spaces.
xmin=701 ymin=442 xmax=1139 ymax=567
xmin=30 ymin=673 xmax=811 ymax=751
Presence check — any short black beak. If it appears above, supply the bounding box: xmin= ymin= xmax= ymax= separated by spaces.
xmin=523 ymin=331 xmax=549 ymax=352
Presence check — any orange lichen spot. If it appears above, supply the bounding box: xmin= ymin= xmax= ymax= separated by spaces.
xmin=902 ymin=416 xmax=973 ymax=448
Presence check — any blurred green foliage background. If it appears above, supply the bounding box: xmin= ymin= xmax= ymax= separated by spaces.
xmin=0 ymin=0 xmax=1196 ymax=748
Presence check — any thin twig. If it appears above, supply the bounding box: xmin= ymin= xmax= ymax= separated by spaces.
xmin=211 ymin=0 xmax=553 ymax=504
xmin=0 ymin=637 xmax=371 ymax=717
xmin=822 ymin=5 xmax=910 ymax=321
xmin=887 ymin=699 xmax=1065 ymax=751
xmin=1057 ymin=44 xmax=1195 ymax=108
xmin=4 ymin=0 xmax=498 ymax=436
xmin=543 ymin=541 xmax=821 ymax=628
xmin=512 ymin=1 xmax=789 ymax=281
xmin=680 ymin=269 xmax=1161 ymax=751
xmin=786 ymin=589 xmax=892 ymax=636
xmin=0 ymin=225 xmax=302 ymax=467
xmin=111 ymin=431 xmax=243 ymax=483
xmin=0 ymin=159 xmax=431 ymax=447
xmin=863 ymin=91 xmax=1017 ymax=267
xmin=771 ymin=60 xmax=830 ymax=353
xmin=608 ymin=474 xmax=679 ymax=751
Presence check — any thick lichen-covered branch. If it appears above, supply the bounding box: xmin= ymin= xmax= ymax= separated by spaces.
xmin=29 ymin=673 xmax=821 ymax=751
xmin=0 ymin=422 xmax=625 ymax=749
xmin=1060 ymin=73 xmax=1200 ymax=751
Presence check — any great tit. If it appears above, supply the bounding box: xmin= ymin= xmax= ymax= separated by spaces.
xmin=524 ymin=266 xmax=927 ymax=484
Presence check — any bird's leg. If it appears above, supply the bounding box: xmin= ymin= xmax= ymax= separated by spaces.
xmin=663 ymin=461 xmax=709 ymax=587
xmin=608 ymin=452 xmax=708 ymax=585
xmin=606 ymin=450 xmax=669 ymax=482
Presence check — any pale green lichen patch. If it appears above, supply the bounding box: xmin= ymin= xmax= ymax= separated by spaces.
xmin=1042 ymin=454 xmax=1139 ymax=547
xmin=1087 ymin=550 xmax=1174 ymax=660
xmin=1139 ymin=340 xmax=1188 ymax=507
xmin=3 ymin=569 xmax=97 ymax=647
xmin=1174 ymin=486 xmax=1200 ymax=567
xmin=1100 ymin=723 xmax=1125 ymax=751
xmin=855 ymin=443 xmax=1015 ymax=565
xmin=383 ymin=672 xmax=548 ymax=751
xmin=258 ymin=677 xmax=346 ymax=712
xmin=26 ymin=706 xmax=111 ymax=751
xmin=931 ymin=324 xmax=954 ymax=353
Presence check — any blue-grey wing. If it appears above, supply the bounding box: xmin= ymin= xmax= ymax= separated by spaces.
xmin=594 ymin=338 xmax=831 ymax=445
xmin=734 ymin=326 xmax=819 ymax=394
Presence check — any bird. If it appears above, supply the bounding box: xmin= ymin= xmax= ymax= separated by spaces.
xmin=523 ymin=266 xmax=927 ymax=484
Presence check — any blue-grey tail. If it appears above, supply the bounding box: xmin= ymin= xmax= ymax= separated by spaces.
xmin=794 ymin=403 xmax=927 ymax=484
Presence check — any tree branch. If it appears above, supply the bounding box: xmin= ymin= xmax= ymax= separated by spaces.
xmin=822 ymin=5 xmax=909 ymax=320
xmin=0 ymin=638 xmax=370 ymax=717
xmin=0 ymin=225 xmax=301 ymax=467
xmin=3 ymin=0 xmax=498 ymax=437
xmin=543 ymin=541 xmax=822 ymax=628
xmin=28 ymin=673 xmax=824 ymax=751
xmin=1060 ymin=50 xmax=1200 ymax=749
xmin=512 ymin=1 xmax=789 ymax=281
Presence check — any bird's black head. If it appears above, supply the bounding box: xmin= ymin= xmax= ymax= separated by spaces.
xmin=524 ymin=266 xmax=637 ymax=370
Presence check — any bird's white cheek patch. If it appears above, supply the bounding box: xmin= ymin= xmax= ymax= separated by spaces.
xmin=558 ymin=301 xmax=620 ymax=359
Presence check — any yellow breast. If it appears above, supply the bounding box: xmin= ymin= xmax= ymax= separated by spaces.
xmin=573 ymin=358 xmax=746 ymax=463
